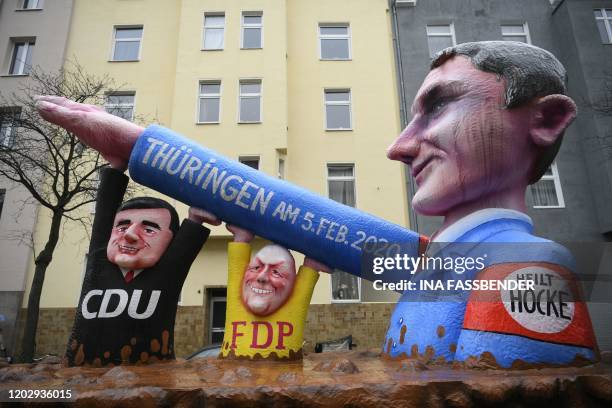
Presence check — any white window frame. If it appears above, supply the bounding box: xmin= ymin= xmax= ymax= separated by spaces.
xmin=318 ymin=23 xmax=351 ymax=60
xmin=327 ymin=163 xmax=360 ymax=303
xmin=19 ymin=0 xmax=42 ymax=10
xmin=202 ymin=12 xmax=225 ymax=50
xmin=197 ymin=80 xmax=222 ymax=124
xmin=425 ymin=23 xmax=456 ymax=58
xmin=532 ymin=162 xmax=565 ymax=209
xmin=595 ymin=9 xmax=612 ymax=44
xmin=0 ymin=120 xmax=14 ymax=147
xmin=209 ymin=295 xmax=227 ymax=343
xmin=1 ymin=110 xmax=20 ymax=147
xmin=277 ymin=157 xmax=285 ymax=179
xmin=330 ymin=275 xmax=361 ymax=303
xmin=110 ymin=25 xmax=143 ymax=62
xmin=326 ymin=163 xmax=357 ymax=205
xmin=9 ymin=40 xmax=35 ymax=76
xmin=324 ymin=89 xmax=352 ymax=131
xmin=105 ymin=92 xmax=136 ymax=121
xmin=238 ymin=79 xmax=262 ymax=123
xmin=501 ymin=22 xmax=532 ymax=44
xmin=241 ymin=11 xmax=263 ymax=49
xmin=239 ymin=155 xmax=260 ymax=170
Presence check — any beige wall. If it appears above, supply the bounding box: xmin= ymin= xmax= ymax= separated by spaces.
xmin=0 ymin=0 xmax=75 ymax=352
xmin=0 ymin=0 xmax=75 ymax=290
xmin=23 ymin=0 xmax=408 ymax=312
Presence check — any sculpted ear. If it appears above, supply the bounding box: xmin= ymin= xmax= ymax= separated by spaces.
xmin=529 ymin=95 xmax=576 ymax=147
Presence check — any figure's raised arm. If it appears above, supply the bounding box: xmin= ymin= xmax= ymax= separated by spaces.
xmin=226 ymin=224 xmax=254 ymax=243
xmin=35 ymin=95 xmax=143 ymax=171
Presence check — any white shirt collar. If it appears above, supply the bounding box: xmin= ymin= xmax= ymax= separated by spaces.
xmin=433 ymin=208 xmax=533 ymax=243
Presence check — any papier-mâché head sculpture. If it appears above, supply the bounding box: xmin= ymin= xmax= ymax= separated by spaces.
xmin=241 ymin=244 xmax=297 ymax=316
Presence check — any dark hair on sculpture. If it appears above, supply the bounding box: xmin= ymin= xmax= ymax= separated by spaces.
xmin=431 ymin=41 xmax=569 ymax=184
xmin=117 ymin=197 xmax=179 ymax=234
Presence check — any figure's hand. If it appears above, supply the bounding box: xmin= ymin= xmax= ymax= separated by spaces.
xmin=226 ymin=224 xmax=254 ymax=243
xmin=188 ymin=207 xmax=221 ymax=226
xmin=303 ymin=257 xmax=333 ymax=273
xmin=35 ymin=95 xmax=144 ymax=171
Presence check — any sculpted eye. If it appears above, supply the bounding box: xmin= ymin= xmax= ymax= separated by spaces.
xmin=144 ymin=227 xmax=157 ymax=234
xmin=431 ymin=99 xmax=447 ymax=114
xmin=116 ymin=226 xmax=128 ymax=232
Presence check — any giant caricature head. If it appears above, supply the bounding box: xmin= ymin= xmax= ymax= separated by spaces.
xmin=241 ymin=245 xmax=296 ymax=316
xmin=387 ymin=41 xmax=576 ymax=217
xmin=107 ymin=197 xmax=179 ymax=269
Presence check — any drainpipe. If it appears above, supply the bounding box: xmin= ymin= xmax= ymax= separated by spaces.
xmin=389 ymin=0 xmax=419 ymax=232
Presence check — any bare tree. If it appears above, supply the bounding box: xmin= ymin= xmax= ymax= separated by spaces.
xmin=0 ymin=62 xmax=131 ymax=362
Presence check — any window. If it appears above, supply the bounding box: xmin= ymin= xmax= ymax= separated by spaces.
xmin=1 ymin=109 xmax=20 ymax=147
xmin=426 ymin=24 xmax=455 ymax=58
xmin=327 ymin=164 xmax=360 ymax=302
xmin=238 ymin=80 xmax=262 ymax=122
xmin=325 ymin=89 xmax=351 ymax=130
xmin=327 ymin=164 xmax=356 ymax=207
xmin=9 ymin=40 xmax=35 ymax=75
xmin=111 ymin=26 xmax=143 ymax=61
xmin=278 ymin=158 xmax=285 ymax=179
xmin=501 ymin=23 xmax=531 ymax=44
xmin=198 ymin=81 xmax=221 ymax=123
xmin=531 ymin=162 xmax=565 ymax=208
xmin=203 ymin=13 xmax=225 ymax=50
xmin=20 ymin=0 xmax=42 ymax=9
xmin=0 ymin=189 xmax=5 ymax=221
xmin=241 ymin=12 xmax=263 ymax=49
xmin=105 ymin=93 xmax=135 ymax=121
xmin=595 ymin=9 xmax=612 ymax=44
xmin=208 ymin=288 xmax=227 ymax=343
xmin=239 ymin=156 xmax=259 ymax=170
xmin=319 ymin=24 xmax=351 ymax=60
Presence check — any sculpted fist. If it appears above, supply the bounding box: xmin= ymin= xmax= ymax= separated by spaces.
xmin=35 ymin=95 xmax=144 ymax=171
xmin=303 ymin=257 xmax=333 ymax=274
xmin=226 ymin=224 xmax=255 ymax=243
xmin=188 ymin=207 xmax=221 ymax=226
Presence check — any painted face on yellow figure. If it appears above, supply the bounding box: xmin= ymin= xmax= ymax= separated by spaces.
xmin=241 ymin=245 xmax=296 ymax=316
xmin=107 ymin=208 xmax=174 ymax=270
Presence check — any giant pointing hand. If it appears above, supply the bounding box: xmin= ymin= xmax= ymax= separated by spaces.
xmin=35 ymin=96 xmax=142 ymax=170
xmin=36 ymin=96 xmax=424 ymax=278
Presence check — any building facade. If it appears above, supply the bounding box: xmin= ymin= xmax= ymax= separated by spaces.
xmin=390 ymin=0 xmax=612 ymax=348
xmin=7 ymin=0 xmax=611 ymax=358
xmin=15 ymin=0 xmax=407 ymax=357
xmin=0 ymin=0 xmax=74 ymax=358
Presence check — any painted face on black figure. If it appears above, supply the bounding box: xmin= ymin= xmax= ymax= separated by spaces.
xmin=107 ymin=208 xmax=174 ymax=269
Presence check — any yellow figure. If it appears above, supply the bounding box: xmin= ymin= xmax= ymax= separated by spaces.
xmin=219 ymin=225 xmax=329 ymax=360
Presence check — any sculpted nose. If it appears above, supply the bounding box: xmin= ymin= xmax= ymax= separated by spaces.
xmin=124 ymin=225 xmax=139 ymax=243
xmin=256 ymin=266 xmax=270 ymax=283
xmin=387 ymin=122 xmax=420 ymax=164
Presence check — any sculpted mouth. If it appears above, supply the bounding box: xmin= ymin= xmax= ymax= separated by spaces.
xmin=412 ymin=156 xmax=437 ymax=180
xmin=249 ymin=284 xmax=273 ymax=295
xmin=118 ymin=245 xmax=139 ymax=254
